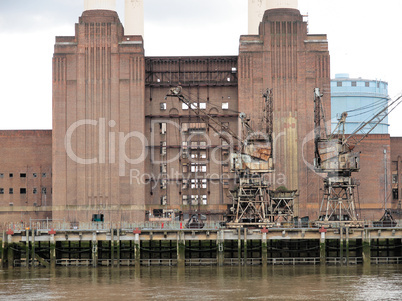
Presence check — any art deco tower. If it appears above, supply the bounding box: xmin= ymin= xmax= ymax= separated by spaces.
xmin=241 ymin=0 xmax=330 ymax=217
xmin=52 ymin=0 xmax=146 ymax=222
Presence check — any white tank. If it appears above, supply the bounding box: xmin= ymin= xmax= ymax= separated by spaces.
xmin=84 ymin=0 xmax=116 ymax=11
xmin=124 ymin=0 xmax=144 ymax=36
xmin=248 ymin=0 xmax=299 ymax=34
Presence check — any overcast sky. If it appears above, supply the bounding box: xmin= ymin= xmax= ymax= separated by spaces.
xmin=0 ymin=0 xmax=401 ymax=135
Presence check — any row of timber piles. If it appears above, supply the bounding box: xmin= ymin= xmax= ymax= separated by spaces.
xmin=1 ymin=228 xmax=402 ymax=268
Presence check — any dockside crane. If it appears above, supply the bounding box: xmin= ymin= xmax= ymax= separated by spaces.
xmin=313 ymin=88 xmax=402 ymax=226
xmin=166 ymin=86 xmax=282 ymax=227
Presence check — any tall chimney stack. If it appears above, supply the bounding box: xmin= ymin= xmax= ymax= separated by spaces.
xmin=248 ymin=0 xmax=299 ymax=34
xmin=124 ymin=0 xmax=144 ymax=36
xmin=84 ymin=0 xmax=116 ymax=11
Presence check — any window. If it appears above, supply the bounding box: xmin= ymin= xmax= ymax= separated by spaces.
xmin=182 ymin=164 xmax=188 ymax=173
xmin=223 ymin=164 xmax=229 ymax=173
xmin=0 ymin=173 xmax=3 ymax=178
xmin=377 ymin=82 xmax=380 ymax=88
xmin=200 ymin=103 xmax=206 ymax=110
xmin=392 ymin=175 xmax=398 ymax=184
xmin=190 ymin=164 xmax=207 ymax=173
xmin=222 ymin=102 xmax=229 ymax=110
xmin=160 ymin=179 xmax=167 ymax=190
xmin=365 ymin=82 xmax=370 ymax=87
xmin=351 ymin=81 xmax=357 ymax=87
xmin=9 ymin=173 xmax=13 ymax=178
xmin=160 ymin=163 xmax=167 ymax=173
xmin=337 ymin=81 xmax=342 ymax=87
xmin=182 ymin=195 xmax=188 ymax=205
xmin=33 ymin=188 xmax=38 ymax=194
xmin=20 ymin=188 xmax=27 ymax=194
xmin=42 ymin=187 xmax=47 ymax=194
xmin=161 ymin=195 xmax=167 ymax=205
xmin=182 ymin=179 xmax=188 ymax=189
xmin=160 ymin=123 xmax=167 ymax=134
xmin=0 ymin=188 xmax=3 ymax=194
xmin=182 ymin=103 xmax=189 ymax=110
xmin=191 ymin=195 xmax=198 ymax=205
xmin=9 ymin=188 xmax=13 ymax=194
xmin=160 ymin=102 xmax=167 ymax=110
xmin=42 ymin=173 xmax=47 ymax=178
xmin=201 ymin=195 xmax=207 ymax=205
xmin=20 ymin=173 xmax=26 ymax=178
xmin=33 ymin=173 xmax=37 ymax=178
xmin=393 ymin=189 xmax=399 ymax=200
xmin=160 ymin=141 xmax=167 ymax=156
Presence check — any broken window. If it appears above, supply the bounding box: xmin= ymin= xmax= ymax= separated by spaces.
xmin=0 ymin=173 xmax=3 ymax=178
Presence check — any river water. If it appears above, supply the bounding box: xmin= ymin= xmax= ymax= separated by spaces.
xmin=0 ymin=265 xmax=401 ymax=300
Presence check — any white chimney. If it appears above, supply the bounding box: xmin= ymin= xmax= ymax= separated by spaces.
xmin=84 ymin=0 xmax=116 ymax=11
xmin=248 ymin=0 xmax=299 ymax=35
xmin=124 ymin=0 xmax=144 ymax=36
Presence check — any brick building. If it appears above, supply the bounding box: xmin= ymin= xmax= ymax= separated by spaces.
xmin=0 ymin=3 xmax=399 ymax=224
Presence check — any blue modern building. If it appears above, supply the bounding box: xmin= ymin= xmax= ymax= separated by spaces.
xmin=331 ymin=74 xmax=389 ymax=134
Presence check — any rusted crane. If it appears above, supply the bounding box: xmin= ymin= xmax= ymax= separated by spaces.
xmin=166 ymin=86 xmax=282 ymax=227
xmin=313 ymin=88 xmax=402 ymax=226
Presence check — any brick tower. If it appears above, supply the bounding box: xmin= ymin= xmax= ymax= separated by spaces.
xmin=239 ymin=7 xmax=331 ymax=217
xmin=52 ymin=6 xmax=146 ymax=222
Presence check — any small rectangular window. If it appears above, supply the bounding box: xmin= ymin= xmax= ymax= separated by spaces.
xmin=33 ymin=188 xmax=37 ymax=194
xmin=202 ymin=195 xmax=207 ymax=205
xmin=160 ymin=102 xmax=167 ymax=110
xmin=33 ymin=173 xmax=37 ymax=178
xmin=337 ymin=82 xmax=342 ymax=87
xmin=351 ymin=81 xmax=357 ymax=87
xmin=365 ymin=82 xmax=370 ymax=87
xmin=20 ymin=188 xmax=27 ymax=194
xmin=182 ymin=103 xmax=189 ymax=110
xmin=160 ymin=123 xmax=167 ymax=134
xmin=20 ymin=173 xmax=26 ymax=178
xmin=9 ymin=173 xmax=13 ymax=178
xmin=0 ymin=188 xmax=4 ymax=194
xmin=222 ymin=102 xmax=229 ymax=110
xmin=200 ymin=103 xmax=206 ymax=110
xmin=42 ymin=173 xmax=47 ymax=178
xmin=9 ymin=188 xmax=13 ymax=194
xmin=182 ymin=195 xmax=188 ymax=205
xmin=0 ymin=173 xmax=3 ymax=178
xmin=377 ymin=82 xmax=380 ymax=88
xmin=42 ymin=187 xmax=47 ymax=194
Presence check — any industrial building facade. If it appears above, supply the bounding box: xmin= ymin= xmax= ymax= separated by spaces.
xmin=0 ymin=2 xmax=399 ymax=224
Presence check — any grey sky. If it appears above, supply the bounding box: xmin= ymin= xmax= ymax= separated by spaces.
xmin=0 ymin=0 xmax=401 ymax=135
